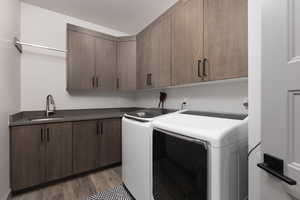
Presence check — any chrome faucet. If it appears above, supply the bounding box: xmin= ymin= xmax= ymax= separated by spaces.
xmin=46 ymin=94 xmax=56 ymax=117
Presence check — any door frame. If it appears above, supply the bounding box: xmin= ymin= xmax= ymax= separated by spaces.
xmin=248 ymin=0 xmax=262 ymax=199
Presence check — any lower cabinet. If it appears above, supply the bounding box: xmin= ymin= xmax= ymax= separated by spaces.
xmin=11 ymin=125 xmax=46 ymax=191
xmin=10 ymin=118 xmax=122 ymax=191
xmin=73 ymin=120 xmax=99 ymax=173
xmin=73 ymin=119 xmax=122 ymax=173
xmin=98 ymin=119 xmax=121 ymax=167
xmin=10 ymin=123 xmax=72 ymax=191
xmin=45 ymin=123 xmax=73 ymax=181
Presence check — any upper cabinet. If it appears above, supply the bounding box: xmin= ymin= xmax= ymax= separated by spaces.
xmin=137 ymin=27 xmax=152 ymax=89
xmin=172 ymin=0 xmax=205 ymax=85
xmin=117 ymin=37 xmax=137 ymax=91
xmin=67 ymin=24 xmax=136 ymax=92
xmin=172 ymin=0 xmax=247 ymax=84
xmin=150 ymin=14 xmax=172 ymax=88
xmin=67 ymin=0 xmax=247 ymax=92
xmin=204 ymin=0 xmax=248 ymax=80
xmin=95 ymin=37 xmax=117 ymax=91
xmin=138 ymin=0 xmax=247 ymax=88
xmin=137 ymin=13 xmax=172 ymax=89
xmin=67 ymin=30 xmax=95 ymax=90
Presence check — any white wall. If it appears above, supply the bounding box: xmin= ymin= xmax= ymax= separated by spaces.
xmin=248 ymin=0 xmax=262 ymax=199
xmin=20 ymin=3 xmax=136 ymax=111
xmin=0 ymin=0 xmax=21 ymax=199
xmin=135 ymin=79 xmax=248 ymax=114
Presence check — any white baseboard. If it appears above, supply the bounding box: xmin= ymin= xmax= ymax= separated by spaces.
xmin=1 ymin=190 xmax=11 ymax=200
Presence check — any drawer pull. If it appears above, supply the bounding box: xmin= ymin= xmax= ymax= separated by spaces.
xmin=197 ymin=60 xmax=202 ymax=78
xmin=146 ymin=73 xmax=152 ymax=86
xmin=100 ymin=123 xmax=103 ymax=135
xmin=203 ymin=58 xmax=208 ymax=77
xmin=40 ymin=128 xmax=44 ymax=142
xmin=47 ymin=128 xmax=50 ymax=142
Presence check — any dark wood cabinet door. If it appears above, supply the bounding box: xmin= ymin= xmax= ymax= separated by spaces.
xmin=150 ymin=14 xmax=172 ymax=88
xmin=67 ymin=30 xmax=96 ymax=90
xmin=73 ymin=120 xmax=98 ymax=173
xmin=137 ymin=28 xmax=153 ymax=89
xmin=137 ymin=14 xmax=172 ymax=89
xmin=172 ymin=0 xmax=204 ymax=85
xmin=98 ymin=119 xmax=121 ymax=167
xmin=45 ymin=123 xmax=73 ymax=181
xmin=95 ymin=37 xmax=117 ymax=91
xmin=117 ymin=38 xmax=137 ymax=91
xmin=204 ymin=0 xmax=248 ymax=80
xmin=11 ymin=125 xmax=46 ymax=191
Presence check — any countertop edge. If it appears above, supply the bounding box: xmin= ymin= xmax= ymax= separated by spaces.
xmin=9 ymin=107 xmax=143 ymax=127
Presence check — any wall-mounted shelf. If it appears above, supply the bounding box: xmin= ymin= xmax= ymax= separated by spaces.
xmin=14 ymin=37 xmax=67 ymax=53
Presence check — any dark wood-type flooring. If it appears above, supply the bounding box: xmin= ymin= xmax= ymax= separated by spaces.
xmin=11 ymin=166 xmax=122 ymax=200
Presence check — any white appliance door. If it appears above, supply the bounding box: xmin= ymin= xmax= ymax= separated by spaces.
xmin=122 ymin=117 xmax=151 ymax=200
xmin=260 ymin=0 xmax=300 ymax=199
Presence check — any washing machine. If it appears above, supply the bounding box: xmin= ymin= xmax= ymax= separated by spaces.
xmin=151 ymin=110 xmax=248 ymax=200
xmin=122 ymin=108 xmax=176 ymax=200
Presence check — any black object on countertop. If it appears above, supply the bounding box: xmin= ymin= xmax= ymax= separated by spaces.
xmin=158 ymin=92 xmax=167 ymax=109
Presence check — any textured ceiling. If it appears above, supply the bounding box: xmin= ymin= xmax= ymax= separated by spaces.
xmin=22 ymin=0 xmax=178 ymax=34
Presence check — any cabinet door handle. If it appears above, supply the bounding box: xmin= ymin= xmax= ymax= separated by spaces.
xmin=40 ymin=128 xmax=44 ymax=143
xmin=203 ymin=58 xmax=208 ymax=77
xmin=47 ymin=128 xmax=50 ymax=142
xmin=146 ymin=74 xmax=149 ymax=86
xmin=197 ymin=60 xmax=202 ymax=78
xmin=96 ymin=123 xmax=100 ymax=136
xmin=116 ymin=78 xmax=120 ymax=89
xmin=96 ymin=77 xmax=99 ymax=88
xmin=96 ymin=123 xmax=98 ymax=135
xmin=101 ymin=123 xmax=103 ymax=135
xmin=147 ymin=73 xmax=152 ymax=86
xmin=92 ymin=76 xmax=95 ymax=88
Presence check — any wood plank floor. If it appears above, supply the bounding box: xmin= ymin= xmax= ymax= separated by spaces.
xmin=11 ymin=166 xmax=122 ymax=200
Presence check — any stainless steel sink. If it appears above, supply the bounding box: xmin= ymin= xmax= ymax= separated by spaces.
xmin=29 ymin=117 xmax=64 ymax=122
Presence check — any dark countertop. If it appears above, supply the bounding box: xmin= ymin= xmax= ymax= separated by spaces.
xmin=9 ymin=107 xmax=143 ymax=127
